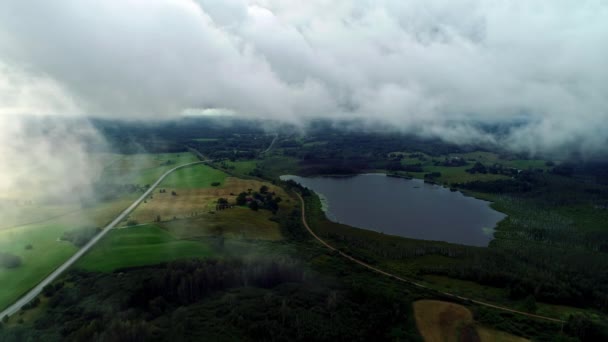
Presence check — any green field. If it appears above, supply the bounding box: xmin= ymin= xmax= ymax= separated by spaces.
xmin=388 ymin=150 xmax=551 ymax=186
xmin=218 ymin=160 xmax=258 ymax=177
xmin=453 ymin=152 xmax=550 ymax=171
xmin=410 ymin=165 xmax=508 ymax=184
xmin=0 ymin=223 xmax=77 ymax=310
xmin=100 ymin=152 xmax=199 ymax=185
xmin=160 ymin=164 xmax=227 ymax=188
xmin=76 ymin=225 xmax=213 ymax=272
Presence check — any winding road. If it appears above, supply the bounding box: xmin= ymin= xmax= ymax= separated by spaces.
xmin=295 ymin=193 xmax=565 ymax=324
xmin=0 ymin=161 xmax=205 ymax=319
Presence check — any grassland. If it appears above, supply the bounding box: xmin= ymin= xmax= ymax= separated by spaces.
xmin=100 ymin=152 xmax=199 ymax=185
xmin=160 ymin=164 xmax=227 ymax=188
xmin=0 ymin=196 xmax=140 ymax=311
xmin=218 ymin=160 xmax=258 ymax=177
xmin=76 ymin=225 xmax=213 ymax=272
xmin=0 ymin=223 xmax=77 ymax=311
xmin=162 ymin=207 xmax=282 ymax=241
xmin=131 ymin=172 xmax=290 ymax=224
xmin=257 ymin=156 xmax=300 ymax=178
xmin=413 ymin=300 xmax=529 ymax=342
xmin=409 ymin=165 xmax=508 ymax=184
xmin=391 ymin=150 xmax=551 ymax=185
xmin=453 ymin=151 xmax=550 ymax=171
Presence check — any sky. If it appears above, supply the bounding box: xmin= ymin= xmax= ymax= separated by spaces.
xmin=0 ymin=0 xmax=607 ymax=158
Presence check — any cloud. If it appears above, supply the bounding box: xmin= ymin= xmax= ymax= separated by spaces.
xmin=0 ymin=0 xmax=607 ymax=155
xmin=0 ymin=115 xmax=105 ymax=202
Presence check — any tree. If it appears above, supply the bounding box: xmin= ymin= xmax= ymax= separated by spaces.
xmin=249 ymin=201 xmax=259 ymax=211
xmin=260 ymin=185 xmax=269 ymax=194
xmin=236 ymin=192 xmax=248 ymax=206
xmin=523 ymin=295 xmax=537 ymax=313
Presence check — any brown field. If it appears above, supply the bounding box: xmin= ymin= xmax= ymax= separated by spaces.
xmin=413 ymin=300 xmax=529 ymax=342
xmin=160 ymin=207 xmax=282 ymax=241
xmin=129 ymin=177 xmax=291 ymax=228
xmin=476 ymin=327 xmax=529 ymax=342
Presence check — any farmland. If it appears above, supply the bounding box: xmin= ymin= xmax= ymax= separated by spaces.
xmin=413 ymin=300 xmax=528 ymax=342
xmin=76 ymin=225 xmax=213 ymax=272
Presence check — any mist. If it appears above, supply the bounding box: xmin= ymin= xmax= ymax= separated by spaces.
xmin=0 ymin=0 xmax=607 ymax=157
xmin=0 ymin=116 xmax=105 ymax=202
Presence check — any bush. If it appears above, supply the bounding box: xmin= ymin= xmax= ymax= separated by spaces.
xmin=211 ymin=182 xmax=221 ymax=187
xmin=127 ymin=220 xmax=139 ymax=226
xmin=0 ymin=252 xmax=22 ymax=269
xmin=21 ymin=297 xmax=40 ymax=311
xmin=60 ymin=227 xmax=100 ymax=247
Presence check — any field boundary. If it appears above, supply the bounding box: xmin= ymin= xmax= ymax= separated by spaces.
xmin=295 ymin=193 xmax=565 ymax=324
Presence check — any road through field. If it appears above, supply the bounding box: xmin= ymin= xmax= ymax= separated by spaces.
xmin=295 ymin=193 xmax=564 ymax=324
xmin=0 ymin=161 xmax=206 ymax=318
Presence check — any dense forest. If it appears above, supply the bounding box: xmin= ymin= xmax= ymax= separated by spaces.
xmin=1 ymin=258 xmax=420 ymax=341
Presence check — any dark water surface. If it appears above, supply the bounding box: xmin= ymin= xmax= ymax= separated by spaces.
xmin=281 ymin=174 xmax=506 ymax=246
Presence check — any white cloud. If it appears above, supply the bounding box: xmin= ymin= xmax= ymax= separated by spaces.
xmin=0 ymin=0 xmax=607 ymax=155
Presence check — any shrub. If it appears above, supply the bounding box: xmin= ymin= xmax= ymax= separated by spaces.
xmin=60 ymin=227 xmax=100 ymax=247
xmin=0 ymin=252 xmax=22 ymax=269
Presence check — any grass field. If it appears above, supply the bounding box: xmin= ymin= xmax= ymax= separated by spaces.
xmin=0 ymin=223 xmax=77 ymax=311
xmin=160 ymin=164 xmax=227 ymax=188
xmin=162 ymin=207 xmax=282 ymax=241
xmin=394 ymin=150 xmax=550 ymax=186
xmin=257 ymin=156 xmax=300 ymax=179
xmin=413 ymin=300 xmax=529 ymax=342
xmin=100 ymin=152 xmax=199 ymax=185
xmin=131 ymin=175 xmax=290 ymax=224
xmin=76 ymin=225 xmax=213 ymax=272
xmin=410 ymin=165 xmax=508 ymax=184
xmin=453 ymin=152 xmax=550 ymax=171
xmin=0 ymin=196 xmax=138 ymax=311
xmin=218 ymin=160 xmax=258 ymax=177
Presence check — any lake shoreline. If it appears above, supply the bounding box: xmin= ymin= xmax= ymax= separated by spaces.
xmin=281 ymin=173 xmax=506 ymax=247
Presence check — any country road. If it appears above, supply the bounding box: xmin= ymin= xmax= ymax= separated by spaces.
xmin=260 ymin=133 xmax=278 ymax=155
xmin=295 ymin=193 xmax=565 ymax=324
xmin=0 ymin=161 xmax=206 ymax=319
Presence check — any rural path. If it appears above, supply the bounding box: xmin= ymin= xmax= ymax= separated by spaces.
xmin=260 ymin=133 xmax=278 ymax=155
xmin=295 ymin=193 xmax=565 ymax=324
xmin=0 ymin=161 xmax=206 ymax=319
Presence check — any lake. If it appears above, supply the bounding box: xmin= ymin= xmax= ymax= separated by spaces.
xmin=281 ymin=174 xmax=506 ymax=246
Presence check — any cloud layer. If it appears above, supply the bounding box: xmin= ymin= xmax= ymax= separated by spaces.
xmin=1 ymin=0 xmax=607 ymax=155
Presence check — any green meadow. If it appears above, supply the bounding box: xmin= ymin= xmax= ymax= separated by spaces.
xmin=160 ymin=164 xmax=227 ymax=188
xmin=76 ymin=225 xmax=213 ymax=272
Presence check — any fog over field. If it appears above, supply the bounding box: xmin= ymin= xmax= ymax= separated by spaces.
xmin=0 ymin=0 xmax=607 ymax=193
